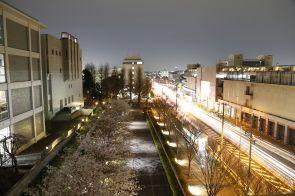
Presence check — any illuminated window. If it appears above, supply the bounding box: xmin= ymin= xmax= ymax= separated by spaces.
xmin=0 ymin=127 xmax=10 ymax=160
xmin=0 ymin=91 xmax=9 ymax=121
xmin=0 ymin=54 xmax=6 ymax=83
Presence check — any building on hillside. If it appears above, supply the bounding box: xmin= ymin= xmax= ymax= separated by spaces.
xmin=158 ymin=70 xmax=169 ymax=78
xmin=0 ymin=1 xmax=46 ymax=154
xmin=182 ymin=64 xmax=201 ymax=101
xmin=168 ymin=70 xmax=184 ymax=82
xmin=41 ymin=32 xmax=83 ymax=120
xmin=122 ymin=55 xmax=144 ymax=86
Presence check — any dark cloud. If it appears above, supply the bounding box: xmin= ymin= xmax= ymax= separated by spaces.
xmin=5 ymin=0 xmax=295 ymax=71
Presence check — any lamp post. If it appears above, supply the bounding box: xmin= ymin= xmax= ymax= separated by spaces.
xmin=175 ymin=83 xmax=178 ymax=111
xmin=220 ymin=102 xmax=225 ymax=149
xmin=246 ymin=113 xmax=254 ymax=194
xmin=236 ymin=96 xmax=242 ymax=163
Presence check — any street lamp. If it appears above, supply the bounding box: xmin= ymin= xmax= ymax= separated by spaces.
xmin=220 ymin=102 xmax=225 ymax=149
xmin=246 ymin=112 xmax=255 ymax=194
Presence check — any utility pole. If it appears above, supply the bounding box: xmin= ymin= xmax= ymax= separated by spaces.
xmin=246 ymin=113 xmax=254 ymax=194
xmin=220 ymin=102 xmax=225 ymax=149
xmin=175 ymin=83 xmax=178 ymax=111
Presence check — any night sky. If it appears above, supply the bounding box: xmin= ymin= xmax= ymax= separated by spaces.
xmin=5 ymin=0 xmax=295 ymax=71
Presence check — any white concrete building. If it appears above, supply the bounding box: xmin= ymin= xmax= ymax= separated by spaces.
xmin=122 ymin=55 xmax=144 ymax=86
xmin=41 ymin=32 xmax=83 ymax=120
xmin=0 ymin=1 xmax=46 ymax=154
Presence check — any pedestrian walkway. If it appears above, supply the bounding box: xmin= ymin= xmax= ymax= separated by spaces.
xmin=128 ymin=109 xmax=172 ymax=196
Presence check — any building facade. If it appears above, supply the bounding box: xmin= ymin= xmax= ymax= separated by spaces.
xmin=182 ymin=54 xmax=295 ymax=146
xmin=0 ymin=1 xmax=46 ymax=153
xmin=122 ymin=55 xmax=144 ymax=86
xmin=219 ymin=64 xmax=295 ymax=146
xmin=41 ymin=32 xmax=83 ymax=120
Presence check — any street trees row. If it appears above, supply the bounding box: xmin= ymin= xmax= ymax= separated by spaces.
xmin=83 ymin=63 xmax=151 ymax=106
xmin=27 ymin=100 xmax=140 ymax=195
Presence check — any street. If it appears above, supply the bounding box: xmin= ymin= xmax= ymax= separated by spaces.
xmin=153 ymin=82 xmax=295 ymax=189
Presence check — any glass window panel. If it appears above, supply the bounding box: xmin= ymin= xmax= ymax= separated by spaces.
xmin=30 ymin=29 xmax=39 ymax=52
xmin=13 ymin=116 xmax=34 ymax=142
xmin=0 ymin=15 xmax=3 ymax=45
xmin=11 ymin=87 xmax=32 ymax=116
xmin=0 ymin=91 xmax=9 ymax=121
xmin=35 ymin=112 xmax=43 ymax=136
xmin=32 ymin=58 xmax=41 ymax=80
xmin=9 ymin=55 xmax=30 ymax=82
xmin=0 ymin=54 xmax=6 ymax=83
xmin=6 ymin=19 xmax=28 ymax=50
xmin=34 ymin=85 xmax=42 ymax=108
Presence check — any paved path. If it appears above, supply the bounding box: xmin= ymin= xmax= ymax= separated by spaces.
xmin=128 ymin=109 xmax=172 ymax=196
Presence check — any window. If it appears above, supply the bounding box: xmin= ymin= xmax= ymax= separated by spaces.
xmin=9 ymin=55 xmax=30 ymax=82
xmin=6 ymin=19 xmax=28 ymax=50
xmin=65 ymin=98 xmax=67 ymax=106
xmin=13 ymin=116 xmax=34 ymax=142
xmin=60 ymin=99 xmax=63 ymax=110
xmin=34 ymin=86 xmax=42 ymax=108
xmin=49 ymin=100 xmax=53 ymax=112
xmin=35 ymin=112 xmax=44 ymax=136
xmin=11 ymin=87 xmax=32 ymax=116
xmin=55 ymin=50 xmax=58 ymax=55
xmin=30 ymin=29 xmax=39 ymax=52
xmin=0 ymin=15 xmax=3 ymax=45
xmin=0 ymin=54 xmax=6 ymax=83
xmin=0 ymin=91 xmax=9 ymax=121
xmin=68 ymin=96 xmax=70 ymax=103
xmin=59 ymin=51 xmax=61 ymax=56
xmin=32 ymin=58 xmax=41 ymax=80
xmin=71 ymin=95 xmax=74 ymax=102
xmin=60 ymin=68 xmax=62 ymax=73
xmin=0 ymin=127 xmax=10 ymax=160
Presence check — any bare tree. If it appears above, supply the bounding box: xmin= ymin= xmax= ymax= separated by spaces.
xmin=1 ymin=134 xmax=26 ymax=174
xmin=119 ymin=68 xmax=126 ymax=97
xmin=195 ymin=141 xmax=238 ymax=196
xmin=135 ymin=67 xmax=143 ymax=104
xmin=128 ymin=69 xmax=133 ymax=101
xmin=26 ymin=100 xmax=140 ymax=196
xmin=184 ymin=123 xmax=201 ymax=177
xmin=173 ymin=116 xmax=183 ymax=156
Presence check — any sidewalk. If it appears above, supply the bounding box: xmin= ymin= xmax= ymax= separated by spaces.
xmin=128 ymin=109 xmax=172 ymax=196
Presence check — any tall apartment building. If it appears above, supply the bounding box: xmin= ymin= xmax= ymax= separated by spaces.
xmin=122 ymin=55 xmax=144 ymax=86
xmin=0 ymin=1 xmax=46 ymax=153
xmin=41 ymin=32 xmax=83 ymax=120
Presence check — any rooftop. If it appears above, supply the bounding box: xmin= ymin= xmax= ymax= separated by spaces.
xmin=0 ymin=0 xmax=46 ymax=28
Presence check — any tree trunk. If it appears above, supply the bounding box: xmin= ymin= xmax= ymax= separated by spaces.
xmin=188 ymin=158 xmax=191 ymax=177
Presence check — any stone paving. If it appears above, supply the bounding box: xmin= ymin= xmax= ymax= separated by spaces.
xmin=128 ymin=109 xmax=172 ymax=196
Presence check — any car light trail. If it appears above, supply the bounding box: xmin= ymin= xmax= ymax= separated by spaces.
xmin=153 ymin=82 xmax=295 ymax=187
